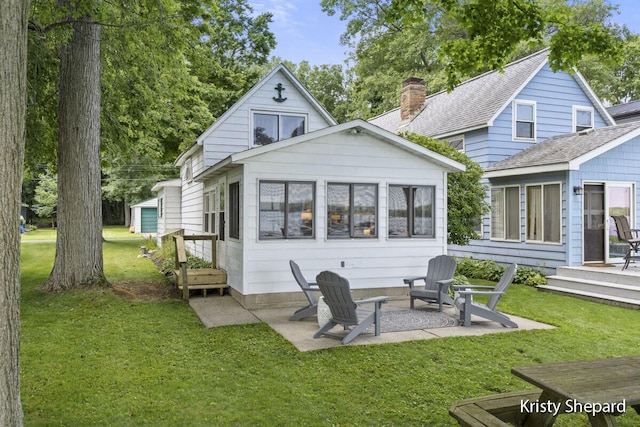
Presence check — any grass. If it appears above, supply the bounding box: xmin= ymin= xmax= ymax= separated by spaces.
xmin=19 ymin=239 xmax=640 ymax=426
xmin=20 ymin=224 xmax=145 ymax=241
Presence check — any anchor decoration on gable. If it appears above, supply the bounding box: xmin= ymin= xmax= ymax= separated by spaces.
xmin=273 ymin=83 xmax=287 ymax=103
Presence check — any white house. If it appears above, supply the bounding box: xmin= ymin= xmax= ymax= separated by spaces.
xmin=151 ymin=179 xmax=182 ymax=239
xmin=157 ymin=64 xmax=465 ymax=309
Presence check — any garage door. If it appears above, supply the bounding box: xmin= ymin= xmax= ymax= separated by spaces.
xmin=140 ymin=207 xmax=158 ymax=233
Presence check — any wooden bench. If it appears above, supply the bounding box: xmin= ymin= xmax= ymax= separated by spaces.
xmin=449 ymin=389 xmax=542 ymax=427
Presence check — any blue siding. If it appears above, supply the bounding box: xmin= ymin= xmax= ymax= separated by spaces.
xmin=486 ymin=64 xmax=607 ymax=167
xmin=449 ymin=172 xmax=569 ymax=274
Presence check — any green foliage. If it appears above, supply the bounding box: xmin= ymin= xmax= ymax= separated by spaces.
xmin=32 ymin=172 xmax=57 ymax=221
xmin=455 ymin=256 xmax=547 ymax=286
xmin=385 ymin=0 xmax=623 ymax=90
xmin=402 ymin=133 xmax=489 ymax=245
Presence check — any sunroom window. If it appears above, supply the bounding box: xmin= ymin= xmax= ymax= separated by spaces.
xmin=526 ymin=183 xmax=561 ymax=243
xmin=259 ymin=181 xmax=314 ymax=239
xmin=491 ymin=186 xmax=520 ymax=241
xmin=388 ymin=185 xmax=435 ymax=238
xmin=327 ymin=183 xmax=377 ymax=238
xmin=253 ymin=113 xmax=306 ymax=146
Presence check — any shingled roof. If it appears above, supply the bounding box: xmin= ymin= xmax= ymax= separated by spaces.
xmin=369 ymin=49 xmax=612 ymax=138
xmin=484 ymin=121 xmax=640 ymax=178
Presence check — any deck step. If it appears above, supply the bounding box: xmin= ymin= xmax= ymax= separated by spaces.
xmin=174 ymin=268 xmax=228 ymax=296
xmin=538 ymin=284 xmax=640 ymax=308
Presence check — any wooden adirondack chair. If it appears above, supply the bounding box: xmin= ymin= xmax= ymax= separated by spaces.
xmin=404 ymin=254 xmax=457 ymax=311
xmin=611 ymin=215 xmax=640 ymax=270
xmin=288 ymin=260 xmax=321 ymax=321
xmin=453 ymin=263 xmax=518 ymax=328
xmin=314 ymin=271 xmax=388 ymax=345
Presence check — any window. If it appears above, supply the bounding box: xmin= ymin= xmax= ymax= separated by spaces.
xmin=184 ymin=159 xmax=193 ymax=182
xmin=327 ymin=183 xmax=377 ymax=238
xmin=388 ymin=185 xmax=435 ymax=238
xmin=446 ymin=136 xmax=464 ymax=151
xmin=157 ymin=197 xmax=164 ymax=219
xmin=513 ymin=100 xmax=536 ymax=140
xmin=259 ymin=181 xmax=314 ymax=239
xmin=229 ymin=182 xmax=240 ymax=239
xmin=573 ymin=106 xmax=594 ymax=132
xmin=203 ymin=190 xmax=216 ymax=233
xmin=526 ymin=183 xmax=561 ymax=243
xmin=253 ymin=112 xmax=306 ymax=145
xmin=491 ymin=186 xmax=520 ymax=240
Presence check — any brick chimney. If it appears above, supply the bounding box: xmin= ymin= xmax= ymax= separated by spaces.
xmin=400 ymin=77 xmax=425 ymax=122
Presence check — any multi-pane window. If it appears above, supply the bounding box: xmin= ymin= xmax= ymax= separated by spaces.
xmin=491 ymin=186 xmax=520 ymax=240
xmin=229 ymin=182 xmax=240 ymax=239
xmin=253 ymin=113 xmax=306 ymax=145
xmin=388 ymin=185 xmax=435 ymax=238
xmin=157 ymin=197 xmax=164 ymax=219
xmin=526 ymin=183 xmax=561 ymax=243
xmin=327 ymin=183 xmax=377 ymax=238
xmin=513 ymin=100 xmax=536 ymax=140
xmin=573 ymin=106 xmax=594 ymax=132
xmin=259 ymin=181 xmax=314 ymax=239
xmin=203 ymin=190 xmax=216 ymax=234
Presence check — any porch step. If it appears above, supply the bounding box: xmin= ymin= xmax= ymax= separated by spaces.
xmin=539 ymin=272 xmax=640 ymax=308
xmin=174 ymin=268 xmax=228 ymax=296
xmin=553 ymin=265 xmax=640 ymax=286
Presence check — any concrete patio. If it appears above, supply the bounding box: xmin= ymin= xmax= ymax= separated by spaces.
xmin=189 ymin=296 xmax=554 ymax=352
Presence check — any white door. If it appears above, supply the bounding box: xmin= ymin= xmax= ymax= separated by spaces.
xmin=605 ymin=182 xmax=634 ymax=264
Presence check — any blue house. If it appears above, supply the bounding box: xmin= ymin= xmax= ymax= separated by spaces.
xmin=370 ymin=49 xmax=640 ymax=276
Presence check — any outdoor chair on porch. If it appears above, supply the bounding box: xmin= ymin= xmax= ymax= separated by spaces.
xmin=314 ymin=271 xmax=388 ymax=345
xmin=288 ymin=260 xmax=321 ymax=321
xmin=611 ymin=215 xmax=640 ymax=270
xmin=404 ymin=254 xmax=457 ymax=311
xmin=453 ymin=263 xmax=518 ymax=328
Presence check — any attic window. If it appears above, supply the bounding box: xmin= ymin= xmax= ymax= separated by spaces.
xmin=573 ymin=106 xmax=594 ymax=132
xmin=513 ymin=100 xmax=536 ymax=141
xmin=253 ymin=112 xmax=306 ymax=146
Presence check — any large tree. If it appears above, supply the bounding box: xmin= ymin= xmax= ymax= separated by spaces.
xmin=41 ymin=0 xmax=106 ymax=291
xmin=0 ymin=0 xmax=29 ymax=424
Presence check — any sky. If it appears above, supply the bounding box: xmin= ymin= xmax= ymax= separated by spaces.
xmin=249 ymin=0 xmax=640 ymax=67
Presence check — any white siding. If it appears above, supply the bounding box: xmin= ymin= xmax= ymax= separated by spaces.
xmin=236 ymin=130 xmax=450 ymax=296
xmin=201 ymin=70 xmax=333 ymax=167
xmin=180 ymin=149 xmax=207 ymax=258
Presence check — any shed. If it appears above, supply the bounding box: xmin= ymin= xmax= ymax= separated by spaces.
xmin=131 ymin=198 xmax=158 ymax=233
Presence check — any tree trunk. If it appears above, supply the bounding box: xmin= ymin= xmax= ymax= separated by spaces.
xmin=42 ymin=7 xmax=108 ymax=291
xmin=0 ymin=0 xmax=29 ymax=424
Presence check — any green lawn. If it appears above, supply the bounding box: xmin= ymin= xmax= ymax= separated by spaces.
xmin=19 ymin=240 xmax=640 ymax=426
xmin=21 ymin=224 xmax=145 ymax=241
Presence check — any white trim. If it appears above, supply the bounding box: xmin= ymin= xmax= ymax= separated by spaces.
xmin=432 ymin=124 xmax=487 ymax=140
xmin=196 ymin=119 xmax=466 ymax=182
xmin=524 ymin=181 xmax=563 ymax=245
xmin=572 ymin=105 xmax=594 ymax=132
xmin=572 ymin=70 xmax=616 ymax=126
xmin=512 ymin=99 xmax=537 ymax=141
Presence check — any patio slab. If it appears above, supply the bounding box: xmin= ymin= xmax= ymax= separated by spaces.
xmin=189 ymin=296 xmax=554 ymax=351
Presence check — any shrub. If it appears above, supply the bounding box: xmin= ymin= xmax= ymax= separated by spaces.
xmin=454 ymin=257 xmax=546 ymax=286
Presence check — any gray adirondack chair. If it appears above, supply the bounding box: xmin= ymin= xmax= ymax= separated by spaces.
xmin=611 ymin=215 xmax=640 ymax=270
xmin=453 ymin=263 xmax=518 ymax=328
xmin=404 ymin=254 xmax=457 ymax=311
xmin=314 ymin=271 xmax=388 ymax=344
xmin=289 ymin=260 xmax=321 ymax=321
